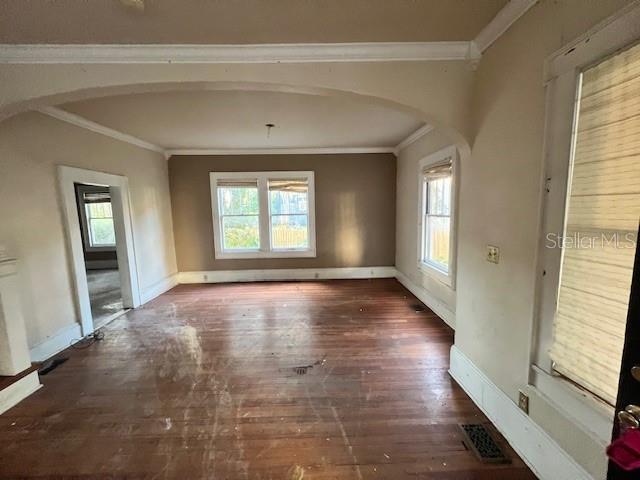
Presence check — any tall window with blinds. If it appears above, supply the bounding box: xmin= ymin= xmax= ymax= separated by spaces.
xmin=210 ymin=171 xmax=316 ymax=259
xmin=550 ymin=42 xmax=640 ymax=405
xmin=420 ymin=159 xmax=453 ymax=276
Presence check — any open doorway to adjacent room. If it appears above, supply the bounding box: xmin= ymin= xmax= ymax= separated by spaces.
xmin=58 ymin=166 xmax=142 ymax=336
xmin=74 ymin=184 xmax=126 ymax=329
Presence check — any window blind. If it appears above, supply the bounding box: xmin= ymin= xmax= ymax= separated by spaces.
xmin=82 ymin=191 xmax=110 ymax=203
xmin=216 ymin=179 xmax=258 ymax=188
xmin=422 ymin=161 xmax=452 ymax=180
xmin=550 ymin=42 xmax=640 ymax=405
xmin=268 ymin=179 xmax=308 ymax=192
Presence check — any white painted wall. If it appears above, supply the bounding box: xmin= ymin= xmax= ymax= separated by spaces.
xmin=395 ymin=130 xmax=457 ymax=326
xmin=0 ymin=111 xmax=177 ymax=350
xmin=455 ymin=0 xmax=635 ymax=478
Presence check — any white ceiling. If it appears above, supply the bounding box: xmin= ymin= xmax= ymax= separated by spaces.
xmin=60 ymin=90 xmax=425 ymax=150
xmin=0 ymin=0 xmax=507 ymax=44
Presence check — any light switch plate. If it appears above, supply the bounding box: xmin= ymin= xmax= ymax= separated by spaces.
xmin=487 ymin=245 xmax=500 ymax=264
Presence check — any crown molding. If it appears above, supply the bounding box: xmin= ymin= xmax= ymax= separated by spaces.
xmin=36 ymin=106 xmax=166 ymax=155
xmin=166 ymin=147 xmax=396 ymax=157
xmin=0 ymin=42 xmax=481 ymax=64
xmin=394 ymin=124 xmax=435 ymax=155
xmin=473 ymin=0 xmax=538 ymax=53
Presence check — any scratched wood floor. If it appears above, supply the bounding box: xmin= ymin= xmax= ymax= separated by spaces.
xmin=0 ymin=279 xmax=536 ymax=479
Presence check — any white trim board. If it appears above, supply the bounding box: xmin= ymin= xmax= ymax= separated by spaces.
xmin=167 ymin=147 xmax=396 ymax=157
xmin=449 ymin=346 xmax=594 ymax=480
xmin=0 ymin=42 xmax=481 ymax=64
xmin=395 ymin=271 xmax=455 ymax=329
xmin=0 ymin=371 xmax=41 ymax=416
xmin=394 ymin=124 xmax=434 ymax=155
xmin=140 ymin=273 xmax=179 ymax=305
xmin=58 ymin=166 xmax=142 ymax=336
xmin=473 ymin=0 xmax=538 ymax=53
xmin=37 ymin=106 xmax=165 ymax=155
xmin=29 ymin=322 xmax=82 ymax=362
xmin=178 ymin=267 xmax=397 ymax=284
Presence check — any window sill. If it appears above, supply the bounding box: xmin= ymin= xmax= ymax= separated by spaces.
xmin=85 ymin=245 xmax=117 ymax=252
xmin=530 ymin=364 xmax=613 ymax=444
xmin=418 ymin=261 xmax=454 ymax=288
xmin=215 ymin=249 xmax=317 ymax=260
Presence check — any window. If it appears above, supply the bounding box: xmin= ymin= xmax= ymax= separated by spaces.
xmin=548 ymin=41 xmax=640 ymax=406
xmin=418 ymin=146 xmax=456 ymax=286
xmin=210 ymin=171 xmax=316 ymax=259
xmin=77 ymin=186 xmax=117 ymax=250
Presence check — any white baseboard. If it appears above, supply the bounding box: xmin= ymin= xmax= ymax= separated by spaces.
xmin=449 ymin=345 xmax=593 ymax=480
xmin=140 ymin=273 xmax=179 ymax=304
xmin=0 ymin=370 xmax=41 ymax=415
xmin=395 ymin=270 xmax=455 ymax=329
xmin=29 ymin=322 xmax=82 ymax=362
xmin=178 ymin=266 xmax=396 ymax=284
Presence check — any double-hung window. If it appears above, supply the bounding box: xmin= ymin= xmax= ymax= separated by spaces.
xmin=419 ymin=146 xmax=456 ymax=286
xmin=210 ymin=171 xmax=316 ymax=259
xmin=76 ymin=185 xmax=117 ymax=250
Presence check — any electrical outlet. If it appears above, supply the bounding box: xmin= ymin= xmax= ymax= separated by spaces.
xmin=518 ymin=390 xmax=529 ymax=414
xmin=487 ymin=245 xmax=500 ymax=264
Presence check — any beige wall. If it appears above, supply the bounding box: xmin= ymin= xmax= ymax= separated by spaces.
xmin=456 ymin=0 xmax=635 ymax=477
xmin=169 ymin=154 xmax=396 ymax=271
xmin=395 ymin=131 xmax=457 ymax=322
xmin=0 ymin=112 xmax=177 ymax=348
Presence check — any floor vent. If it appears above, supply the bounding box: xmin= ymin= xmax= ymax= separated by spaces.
xmin=294 ymin=366 xmax=311 ymax=375
xmin=459 ymin=424 xmax=510 ymax=464
xmin=38 ymin=357 xmax=69 ymax=376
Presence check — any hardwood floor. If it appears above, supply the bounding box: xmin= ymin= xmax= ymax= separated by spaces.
xmin=0 ymin=279 xmax=536 ymax=479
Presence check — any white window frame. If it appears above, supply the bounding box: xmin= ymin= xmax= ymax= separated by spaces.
xmin=417 ymin=145 xmax=457 ymax=288
xmin=75 ymin=184 xmax=117 ymax=253
xmin=532 ymin=4 xmax=640 ymax=442
xmin=210 ymin=171 xmax=316 ymax=259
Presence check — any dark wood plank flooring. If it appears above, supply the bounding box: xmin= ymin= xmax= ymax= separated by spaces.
xmin=0 ymin=279 xmax=536 ymax=479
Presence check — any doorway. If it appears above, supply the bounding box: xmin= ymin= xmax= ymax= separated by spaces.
xmin=58 ymin=166 xmax=141 ymax=336
xmin=74 ymin=184 xmax=125 ymax=329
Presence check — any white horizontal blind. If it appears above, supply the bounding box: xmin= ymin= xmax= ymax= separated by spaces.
xmin=550 ymin=42 xmax=640 ymax=405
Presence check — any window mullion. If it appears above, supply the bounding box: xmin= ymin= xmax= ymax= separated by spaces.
xmin=258 ymin=176 xmax=271 ymax=252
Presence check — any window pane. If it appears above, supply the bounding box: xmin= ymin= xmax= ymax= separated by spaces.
xmin=271 ymin=214 xmax=309 ymax=249
xmin=219 ymin=186 xmax=259 ymax=215
xmin=269 ymin=187 xmax=308 ymax=215
xmin=222 ymin=215 xmax=259 ymax=250
xmin=87 ymin=202 xmax=113 ymax=219
xmin=427 ymin=216 xmax=450 ymax=270
xmin=89 ymin=218 xmax=116 ymax=246
xmin=427 ymin=177 xmax=452 ymax=215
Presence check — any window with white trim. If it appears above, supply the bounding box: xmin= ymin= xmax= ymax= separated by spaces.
xmin=76 ymin=185 xmax=117 ymax=251
xmin=418 ymin=146 xmax=456 ymax=286
xmin=548 ymin=41 xmax=640 ymax=406
xmin=210 ymin=171 xmax=316 ymax=259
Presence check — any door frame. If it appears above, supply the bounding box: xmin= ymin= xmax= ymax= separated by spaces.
xmin=57 ymin=165 xmax=141 ymax=335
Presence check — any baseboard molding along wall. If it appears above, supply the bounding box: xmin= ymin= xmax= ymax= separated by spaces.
xmin=449 ymin=345 xmax=594 ymax=480
xmin=394 ymin=270 xmax=455 ymax=329
xmin=29 ymin=322 xmax=82 ymax=362
xmin=140 ymin=273 xmax=179 ymax=304
xmin=178 ymin=266 xmax=397 ymax=284
xmin=0 ymin=371 xmax=41 ymax=415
